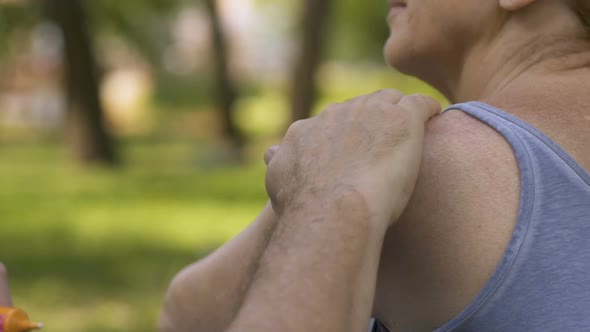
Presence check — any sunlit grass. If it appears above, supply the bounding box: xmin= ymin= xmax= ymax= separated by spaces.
xmin=0 ymin=141 xmax=268 ymax=332
xmin=0 ymin=68 xmax=445 ymax=331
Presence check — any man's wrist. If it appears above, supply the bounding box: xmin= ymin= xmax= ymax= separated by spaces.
xmin=230 ymin=186 xmax=388 ymax=331
xmin=280 ymin=186 xmax=388 ymax=238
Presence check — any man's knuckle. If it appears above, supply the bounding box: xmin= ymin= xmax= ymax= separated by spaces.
xmin=320 ymin=103 xmax=341 ymax=117
xmin=167 ymin=269 xmax=187 ymax=294
xmin=402 ymin=93 xmax=423 ymax=103
xmin=370 ymin=89 xmax=403 ymax=103
xmin=381 ymin=89 xmax=404 ymax=97
xmin=423 ymin=95 xmax=441 ymax=109
xmin=291 ymin=119 xmax=307 ymax=129
xmin=286 ymin=119 xmax=307 ymax=136
xmin=325 ymin=102 xmax=341 ymax=111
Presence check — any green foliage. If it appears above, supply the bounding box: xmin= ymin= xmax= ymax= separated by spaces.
xmin=0 ymin=0 xmax=183 ymax=66
xmin=0 ymin=2 xmax=40 ymax=59
xmin=329 ymin=0 xmax=391 ymax=62
xmin=0 ymin=141 xmax=267 ymax=332
xmin=153 ymin=73 xmax=214 ymax=109
xmin=87 ymin=0 xmax=183 ymax=66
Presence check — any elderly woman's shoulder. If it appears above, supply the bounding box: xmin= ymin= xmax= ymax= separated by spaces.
xmin=377 ymin=108 xmax=520 ymax=329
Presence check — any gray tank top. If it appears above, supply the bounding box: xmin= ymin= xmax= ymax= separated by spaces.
xmin=372 ymin=101 xmax=590 ymax=332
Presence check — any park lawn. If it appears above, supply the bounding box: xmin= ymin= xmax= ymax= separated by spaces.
xmin=0 ymin=67 xmax=447 ymax=331
xmin=0 ymin=140 xmax=268 ymax=332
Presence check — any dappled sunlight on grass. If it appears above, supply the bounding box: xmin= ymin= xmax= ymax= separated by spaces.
xmin=0 ymin=141 xmax=268 ymax=332
xmin=0 ymin=66 xmax=446 ymax=331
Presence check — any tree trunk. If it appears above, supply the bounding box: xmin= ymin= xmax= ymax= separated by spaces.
xmin=204 ymin=0 xmax=244 ymax=158
xmin=45 ymin=0 xmax=118 ymax=165
xmin=289 ymin=0 xmax=332 ymax=124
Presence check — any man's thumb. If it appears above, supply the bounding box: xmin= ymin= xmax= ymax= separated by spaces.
xmin=264 ymin=146 xmax=280 ymax=166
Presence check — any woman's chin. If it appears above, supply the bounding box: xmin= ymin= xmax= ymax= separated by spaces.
xmin=384 ymin=46 xmax=437 ymax=88
xmin=383 ymin=38 xmax=412 ymax=73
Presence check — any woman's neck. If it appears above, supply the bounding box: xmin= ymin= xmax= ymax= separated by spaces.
xmin=440 ymin=2 xmax=590 ymax=104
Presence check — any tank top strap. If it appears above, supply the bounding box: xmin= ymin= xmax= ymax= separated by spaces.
xmin=443 ymin=101 xmax=590 ymax=184
xmin=375 ymin=101 xmax=590 ymax=332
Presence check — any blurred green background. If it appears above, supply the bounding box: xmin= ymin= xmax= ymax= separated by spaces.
xmin=0 ymin=0 xmax=445 ymax=331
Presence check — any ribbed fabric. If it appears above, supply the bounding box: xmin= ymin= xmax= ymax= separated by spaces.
xmin=372 ymin=101 xmax=590 ymax=332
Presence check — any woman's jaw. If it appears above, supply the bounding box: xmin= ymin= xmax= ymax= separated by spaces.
xmin=383 ymin=0 xmax=590 ymax=104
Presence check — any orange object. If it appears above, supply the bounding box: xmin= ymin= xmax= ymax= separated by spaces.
xmin=0 ymin=307 xmax=42 ymax=332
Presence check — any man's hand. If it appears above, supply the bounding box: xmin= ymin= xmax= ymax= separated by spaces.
xmin=227 ymin=91 xmax=440 ymax=332
xmin=265 ymin=90 xmax=440 ymax=228
xmin=0 ymin=262 xmax=13 ymax=307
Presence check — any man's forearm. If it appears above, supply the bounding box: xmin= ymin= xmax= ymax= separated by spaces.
xmin=159 ymin=202 xmax=278 ymax=332
xmin=227 ymin=192 xmax=387 ymax=332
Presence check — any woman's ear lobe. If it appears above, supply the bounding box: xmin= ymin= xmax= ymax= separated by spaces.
xmin=499 ymin=0 xmax=537 ymax=11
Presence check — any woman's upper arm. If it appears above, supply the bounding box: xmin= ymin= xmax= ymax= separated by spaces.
xmin=373 ymin=111 xmax=520 ymax=330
